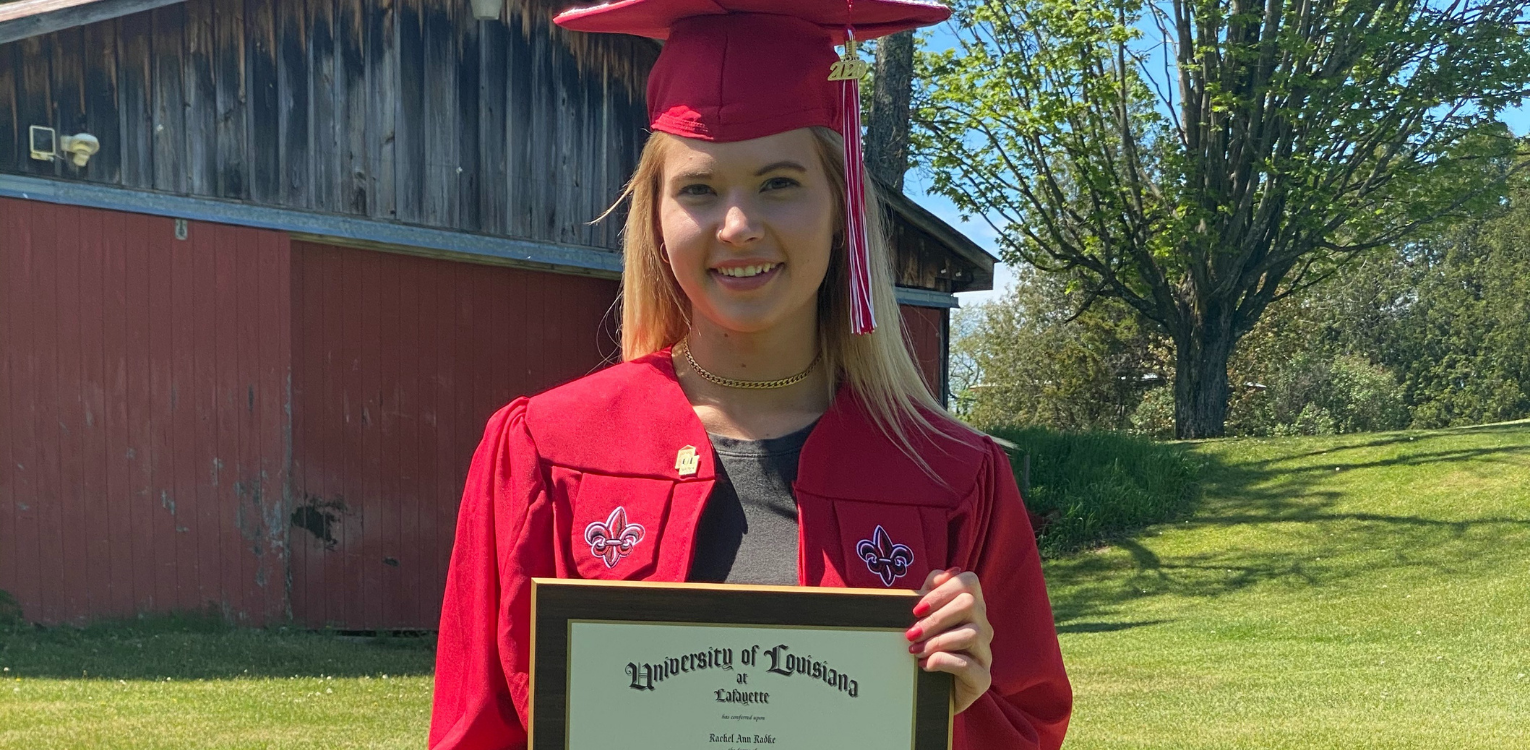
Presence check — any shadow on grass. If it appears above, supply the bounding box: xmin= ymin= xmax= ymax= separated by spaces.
xmin=1444 ymin=419 xmax=1530 ymax=432
xmin=1055 ymin=619 xmax=1173 ymax=634
xmin=1043 ymin=426 xmax=1530 ymax=629
xmin=0 ymin=612 xmax=436 ymax=680
xmin=1239 ymin=445 xmax=1530 ymax=477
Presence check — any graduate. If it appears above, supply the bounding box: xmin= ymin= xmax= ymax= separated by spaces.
xmin=428 ymin=1 xmax=1072 ymax=747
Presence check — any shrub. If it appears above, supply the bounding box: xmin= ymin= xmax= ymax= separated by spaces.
xmin=987 ymin=426 xmax=1201 ymax=556
xmin=1272 ymin=403 xmax=1337 ymax=436
xmin=0 ymin=589 xmax=24 ymax=631
xmin=1129 ymin=386 xmax=1176 ymax=439
xmin=1236 ymin=353 xmax=1408 ymax=436
xmin=1324 ymin=356 xmax=1411 ymax=432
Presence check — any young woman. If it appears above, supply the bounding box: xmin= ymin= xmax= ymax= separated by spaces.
xmin=428 ymin=2 xmax=1071 ymax=749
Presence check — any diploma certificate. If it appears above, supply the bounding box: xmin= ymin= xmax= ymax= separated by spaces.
xmin=530 ymin=580 xmax=953 ymax=750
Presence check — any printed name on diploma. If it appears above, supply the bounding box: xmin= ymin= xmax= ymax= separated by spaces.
xmin=708 ymin=733 xmax=777 ymax=744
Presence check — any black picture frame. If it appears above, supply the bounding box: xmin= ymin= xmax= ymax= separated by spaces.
xmin=529 ymin=578 xmax=953 ymax=750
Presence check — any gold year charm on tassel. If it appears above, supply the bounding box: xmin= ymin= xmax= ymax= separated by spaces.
xmin=675 ymin=445 xmax=699 ymax=477
xmin=828 ymin=37 xmax=871 ymax=81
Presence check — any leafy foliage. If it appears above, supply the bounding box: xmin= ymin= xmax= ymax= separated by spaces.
xmin=915 ymin=0 xmax=1530 ymax=437
xmin=1390 ymin=213 xmax=1530 ymax=427
xmin=1223 ymin=174 xmax=1530 ymax=431
xmin=1264 ymin=354 xmax=1409 ymax=435
xmin=958 ymin=171 xmax=1530 ymax=436
xmin=952 ymin=267 xmax=1170 ymax=430
xmin=1130 ymin=386 xmax=1177 ymax=438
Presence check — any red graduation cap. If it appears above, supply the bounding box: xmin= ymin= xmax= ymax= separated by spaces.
xmin=554 ymin=0 xmax=951 ymax=335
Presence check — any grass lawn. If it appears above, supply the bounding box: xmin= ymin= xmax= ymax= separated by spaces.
xmin=1048 ymin=421 xmax=1530 ymax=749
xmin=2 ymin=422 xmax=1525 ymax=748
xmin=0 ymin=618 xmax=434 ymax=749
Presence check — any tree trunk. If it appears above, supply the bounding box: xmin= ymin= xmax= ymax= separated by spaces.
xmin=1172 ymin=311 xmax=1236 ymax=439
xmin=866 ymin=30 xmax=914 ymax=192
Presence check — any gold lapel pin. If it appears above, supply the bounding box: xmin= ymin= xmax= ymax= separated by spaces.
xmin=675 ymin=445 xmax=699 ymax=477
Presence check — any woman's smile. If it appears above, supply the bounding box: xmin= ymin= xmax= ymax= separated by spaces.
xmin=710 ymin=261 xmax=783 ymax=291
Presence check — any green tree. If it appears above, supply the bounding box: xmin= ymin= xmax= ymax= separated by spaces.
xmin=1222 ymin=170 xmax=1530 ymax=432
xmin=951 ymin=267 xmax=1170 ymax=430
xmin=914 ymin=0 xmax=1530 ymax=437
xmin=1388 ymin=195 xmax=1530 ymax=426
xmin=1220 ymin=247 xmax=1417 ymax=435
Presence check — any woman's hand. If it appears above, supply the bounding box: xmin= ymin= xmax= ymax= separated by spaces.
xmin=907 ymin=567 xmax=994 ymax=714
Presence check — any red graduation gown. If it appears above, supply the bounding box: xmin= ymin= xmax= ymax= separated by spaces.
xmin=428 ymin=348 xmax=1072 ymax=749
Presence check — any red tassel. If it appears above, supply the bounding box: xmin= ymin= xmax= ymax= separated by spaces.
xmin=841 ymin=30 xmax=876 ymax=335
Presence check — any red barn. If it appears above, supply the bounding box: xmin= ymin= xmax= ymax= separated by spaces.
xmin=0 ymin=0 xmax=996 ymax=628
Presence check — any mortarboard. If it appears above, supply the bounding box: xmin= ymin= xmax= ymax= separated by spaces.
xmin=554 ymin=0 xmax=952 ymax=335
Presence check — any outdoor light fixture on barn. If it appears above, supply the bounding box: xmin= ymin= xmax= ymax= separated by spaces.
xmin=27 ymin=125 xmax=100 ymax=167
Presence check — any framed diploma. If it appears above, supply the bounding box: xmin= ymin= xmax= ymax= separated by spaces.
xmin=529 ymin=578 xmax=953 ymax=750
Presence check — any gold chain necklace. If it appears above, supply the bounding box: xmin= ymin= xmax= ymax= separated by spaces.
xmin=678 ymin=338 xmax=820 ymax=390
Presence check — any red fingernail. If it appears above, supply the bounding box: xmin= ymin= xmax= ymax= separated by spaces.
xmin=905 ymin=625 xmax=922 ymax=641
xmin=948 ymin=566 xmax=962 ymax=575
xmin=908 ymin=642 xmax=922 ymax=654
xmin=912 ymin=601 xmax=930 ymax=617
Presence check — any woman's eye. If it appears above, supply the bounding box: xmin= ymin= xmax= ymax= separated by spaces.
xmin=763 ymin=177 xmax=799 ymax=191
xmin=679 ymin=184 xmax=714 ymax=197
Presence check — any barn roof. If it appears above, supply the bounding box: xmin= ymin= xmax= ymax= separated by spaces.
xmin=0 ymin=0 xmax=185 ymax=45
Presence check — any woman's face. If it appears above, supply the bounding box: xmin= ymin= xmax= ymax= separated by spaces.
xmin=657 ymin=128 xmax=836 ymax=336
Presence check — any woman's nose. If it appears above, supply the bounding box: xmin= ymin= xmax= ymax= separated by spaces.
xmin=716 ymin=202 xmax=763 ymax=246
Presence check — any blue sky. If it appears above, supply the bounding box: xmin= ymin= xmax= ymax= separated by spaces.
xmin=909 ymin=25 xmax=1530 ymax=306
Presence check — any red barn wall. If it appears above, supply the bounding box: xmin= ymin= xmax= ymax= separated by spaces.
xmin=287 ymin=240 xmax=620 ymax=629
xmin=0 ymin=197 xmax=291 ymax=625
xmin=0 ymin=201 xmax=950 ymax=629
xmin=900 ymin=304 xmax=948 ymax=403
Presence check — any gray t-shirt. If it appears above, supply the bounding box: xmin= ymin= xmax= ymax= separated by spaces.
xmin=686 ymin=419 xmax=819 ymax=586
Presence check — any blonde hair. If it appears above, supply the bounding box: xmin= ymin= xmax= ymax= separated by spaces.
xmin=606 ymin=126 xmax=975 ymax=474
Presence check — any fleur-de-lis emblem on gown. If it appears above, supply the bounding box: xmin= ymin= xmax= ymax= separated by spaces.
xmin=584 ymin=506 xmax=646 ymax=568
xmin=856 ymin=525 xmax=914 ymax=586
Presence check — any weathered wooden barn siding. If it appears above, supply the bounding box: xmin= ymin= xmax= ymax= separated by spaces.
xmin=0 ymin=196 xmax=291 ymax=625
xmin=0 ymin=0 xmax=654 ymax=250
xmin=287 ymin=240 xmax=619 ymax=629
xmin=889 ymin=218 xmax=973 ymax=294
xmin=900 ymin=304 xmax=947 ymax=401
